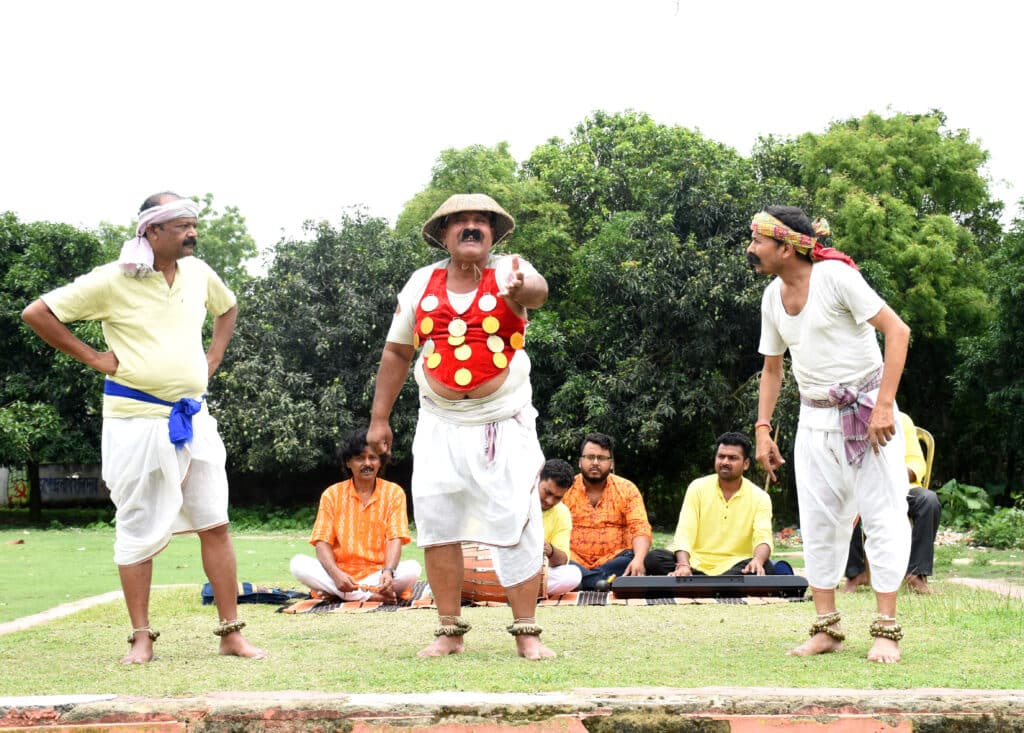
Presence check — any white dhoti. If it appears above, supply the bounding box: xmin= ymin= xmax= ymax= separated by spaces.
xmin=794 ymin=400 xmax=911 ymax=592
xmin=289 ymin=555 xmax=422 ymax=601
xmin=102 ymin=405 xmax=229 ymax=566
xmin=546 ymin=563 xmax=583 ymax=596
xmin=411 ymin=356 xmax=545 ymax=587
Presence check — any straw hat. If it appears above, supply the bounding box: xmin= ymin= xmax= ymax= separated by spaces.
xmin=421 ymin=193 xmax=516 ymax=249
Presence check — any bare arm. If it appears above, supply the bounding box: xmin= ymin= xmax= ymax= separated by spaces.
xmin=624 ymin=534 xmax=651 ymax=576
xmin=367 ymin=342 xmax=415 ymax=454
xmin=314 ymin=540 xmax=356 ymax=592
xmin=866 ymin=305 xmax=911 ymax=451
xmin=21 ymin=299 xmax=118 ymax=375
xmin=742 ymin=543 xmax=772 ymax=576
xmin=755 ymin=354 xmax=786 ymax=481
xmin=545 ymin=541 xmax=568 ymax=568
xmin=206 ymin=305 xmax=238 ymax=378
xmin=670 ymin=550 xmax=693 ymax=577
xmin=376 ymin=537 xmax=404 ymax=598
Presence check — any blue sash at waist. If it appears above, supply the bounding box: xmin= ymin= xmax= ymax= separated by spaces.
xmin=103 ymin=380 xmax=204 ymax=449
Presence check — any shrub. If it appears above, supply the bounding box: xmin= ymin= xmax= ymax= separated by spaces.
xmin=936 ymin=479 xmax=992 ymax=529
xmin=971 ymin=507 xmax=1024 ymax=549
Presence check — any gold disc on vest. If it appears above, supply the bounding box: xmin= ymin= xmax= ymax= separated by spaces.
xmin=420 ymin=316 xmax=434 ymax=335
xmin=454 ymin=368 xmax=472 ymax=387
xmin=454 ymin=344 xmax=472 ymax=361
xmin=482 ymin=316 xmax=500 ymax=334
xmin=486 ymin=335 xmax=504 ymax=353
xmin=413 ymin=333 xmax=420 ymax=349
xmin=492 ymin=352 xmax=509 ymax=369
xmin=448 ymin=318 xmax=468 ymax=337
xmin=426 ymin=352 xmax=442 ymax=369
xmin=510 ymin=332 xmax=525 ymax=349
xmin=447 ymin=335 xmax=465 ymax=346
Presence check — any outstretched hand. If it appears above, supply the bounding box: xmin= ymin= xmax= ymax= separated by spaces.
xmin=497 ymin=255 xmax=524 ymax=300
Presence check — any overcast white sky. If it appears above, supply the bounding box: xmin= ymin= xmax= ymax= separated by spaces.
xmin=2 ymin=0 xmax=1021 ymax=256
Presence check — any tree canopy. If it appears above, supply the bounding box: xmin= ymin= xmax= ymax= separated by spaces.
xmin=4 ymin=108 xmax=1018 ymax=519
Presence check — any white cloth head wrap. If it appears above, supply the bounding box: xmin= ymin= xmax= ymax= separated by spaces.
xmin=118 ymin=198 xmax=200 ymax=277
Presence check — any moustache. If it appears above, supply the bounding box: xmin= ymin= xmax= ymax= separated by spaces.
xmin=460 ymin=228 xmax=483 ymax=242
xmin=184 ymin=236 xmax=198 ymax=249
xmin=746 ymin=252 xmax=761 ymax=267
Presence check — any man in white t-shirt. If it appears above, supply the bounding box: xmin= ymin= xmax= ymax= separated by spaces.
xmin=747 ymin=205 xmax=911 ymax=663
xmin=368 ymin=193 xmax=554 ymax=659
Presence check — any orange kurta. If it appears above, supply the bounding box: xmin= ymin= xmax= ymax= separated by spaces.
xmin=309 ymin=478 xmax=411 ymax=579
xmin=563 ymin=474 xmax=652 ymax=569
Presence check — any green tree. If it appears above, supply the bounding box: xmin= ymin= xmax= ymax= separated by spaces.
xmin=0 ymin=214 xmax=108 ymax=520
xmin=954 ymin=206 xmax=1024 ymax=495
xmin=522 ymin=112 xmax=792 ymax=519
xmin=767 ymin=110 xmax=1001 ymax=485
xmin=215 ymin=214 xmax=429 ymax=479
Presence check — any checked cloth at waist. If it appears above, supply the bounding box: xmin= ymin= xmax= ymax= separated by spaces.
xmin=799 ymin=367 xmax=882 ymax=466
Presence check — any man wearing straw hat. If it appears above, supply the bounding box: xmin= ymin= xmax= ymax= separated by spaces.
xmin=21 ymin=191 xmax=265 ymax=664
xmin=747 ymin=205 xmax=911 ymax=663
xmin=368 ymin=193 xmax=554 ymax=659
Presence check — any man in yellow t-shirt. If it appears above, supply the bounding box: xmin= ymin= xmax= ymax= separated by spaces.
xmin=646 ymin=432 xmax=777 ymax=576
xmin=21 ymin=192 xmax=263 ymax=664
xmin=538 ymin=459 xmax=583 ymax=595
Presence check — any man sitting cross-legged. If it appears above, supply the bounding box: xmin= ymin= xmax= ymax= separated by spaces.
xmin=290 ymin=428 xmax=421 ymax=603
xmin=646 ymin=432 xmax=777 ymax=578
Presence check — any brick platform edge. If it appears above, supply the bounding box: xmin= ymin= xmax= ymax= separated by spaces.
xmin=1 ymin=687 xmax=1023 ymax=732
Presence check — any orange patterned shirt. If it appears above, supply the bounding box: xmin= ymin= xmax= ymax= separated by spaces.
xmin=309 ymin=478 xmax=411 ymax=579
xmin=563 ymin=474 xmax=652 ymax=569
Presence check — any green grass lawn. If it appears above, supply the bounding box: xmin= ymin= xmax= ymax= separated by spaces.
xmin=1 ymin=526 xmax=1022 ymax=695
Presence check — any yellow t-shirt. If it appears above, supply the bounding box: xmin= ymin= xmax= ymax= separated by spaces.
xmin=901 ymin=412 xmax=927 ymax=488
xmin=542 ymin=501 xmax=572 ymax=558
xmin=668 ymin=475 xmax=774 ymax=576
xmin=42 ymin=258 xmax=236 ymax=418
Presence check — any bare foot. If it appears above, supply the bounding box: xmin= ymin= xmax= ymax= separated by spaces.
xmin=418 ymin=635 xmax=465 ymax=657
xmin=841 ymin=572 xmax=869 ymax=594
xmin=904 ymin=574 xmax=932 ymax=595
xmin=515 ymin=634 xmax=556 ymax=660
xmin=218 ymin=631 xmax=267 ymax=659
xmin=367 ymin=591 xmax=398 ymax=604
xmin=120 ymin=635 xmax=154 ymax=664
xmin=868 ymin=636 xmax=901 ymax=663
xmin=787 ymin=631 xmax=843 ymax=656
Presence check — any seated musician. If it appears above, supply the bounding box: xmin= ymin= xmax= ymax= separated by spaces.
xmin=538 ymin=458 xmax=584 ymax=595
xmin=646 ymin=432 xmax=777 ymax=577
xmin=563 ymin=432 xmax=653 ymax=589
xmin=290 ymin=428 xmax=421 ymax=602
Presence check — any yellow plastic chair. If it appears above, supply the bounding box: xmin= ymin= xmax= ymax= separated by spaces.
xmin=915 ymin=426 xmax=934 ymax=489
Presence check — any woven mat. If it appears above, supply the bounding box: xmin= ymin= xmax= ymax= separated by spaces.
xmin=278 ymin=580 xmax=808 ymax=614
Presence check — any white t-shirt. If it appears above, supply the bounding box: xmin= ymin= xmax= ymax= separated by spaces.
xmin=758 ymin=261 xmax=885 ymax=401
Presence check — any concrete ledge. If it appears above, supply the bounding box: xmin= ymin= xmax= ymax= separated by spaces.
xmin=1 ymin=687 xmax=1022 ymax=731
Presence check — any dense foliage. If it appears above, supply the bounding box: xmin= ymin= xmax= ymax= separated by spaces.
xmin=5 ymin=109 xmax=1021 ymax=522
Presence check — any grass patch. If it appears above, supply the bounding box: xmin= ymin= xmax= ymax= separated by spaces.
xmin=3 ymin=526 xmax=1023 ymax=695
xmin=1 ymin=584 xmax=1021 ymax=695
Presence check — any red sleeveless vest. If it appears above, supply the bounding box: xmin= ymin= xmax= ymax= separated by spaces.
xmin=413 ymin=267 xmax=526 ymax=392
